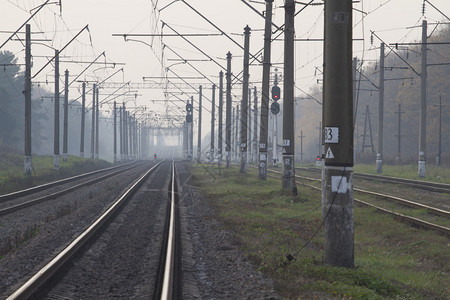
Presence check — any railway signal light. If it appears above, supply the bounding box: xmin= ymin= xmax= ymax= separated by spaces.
xmin=186 ymin=114 xmax=193 ymax=123
xmin=186 ymin=103 xmax=193 ymax=112
xmin=271 ymin=85 xmax=280 ymax=101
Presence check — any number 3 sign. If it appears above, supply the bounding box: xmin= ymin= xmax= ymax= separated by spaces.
xmin=324 ymin=127 xmax=339 ymax=144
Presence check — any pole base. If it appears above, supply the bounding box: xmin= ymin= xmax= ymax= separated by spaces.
xmin=24 ymin=156 xmax=32 ymax=175
xmin=282 ymin=154 xmax=296 ymax=189
xmin=240 ymin=152 xmax=247 ymax=173
xmin=258 ymin=152 xmax=267 ymax=180
xmin=54 ymin=155 xmax=60 ymax=170
xmin=418 ymin=160 xmax=426 ymax=178
xmin=322 ymin=165 xmax=354 ymax=268
xmin=376 ymin=159 xmax=382 ymax=174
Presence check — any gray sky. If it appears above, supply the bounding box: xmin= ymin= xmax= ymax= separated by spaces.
xmin=1 ymin=0 xmax=450 ymax=139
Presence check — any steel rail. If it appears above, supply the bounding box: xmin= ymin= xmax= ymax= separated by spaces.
xmin=266 ymin=169 xmax=450 ymax=236
xmin=6 ymin=161 xmax=163 ymax=300
xmin=0 ymin=161 xmax=136 ymax=202
xmin=286 ymin=169 xmax=450 ymax=219
xmin=296 ymin=166 xmax=450 ymax=193
xmin=0 ymin=162 xmax=145 ymax=216
xmin=161 ymin=160 xmax=176 ymax=299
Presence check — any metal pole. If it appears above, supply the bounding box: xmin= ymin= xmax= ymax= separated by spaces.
xmin=300 ymin=130 xmax=304 ymax=163
xmin=119 ymin=107 xmax=123 ymax=161
xmin=54 ymin=49 xmax=60 ymax=170
xmin=197 ymin=85 xmax=203 ymax=162
xmin=395 ymin=103 xmax=402 ymax=163
xmin=322 ymin=0 xmax=354 ymax=268
xmin=114 ymin=101 xmax=117 ymax=163
xmin=248 ymin=87 xmax=252 ymax=164
xmin=24 ymin=24 xmax=32 ymax=175
xmin=240 ymin=25 xmax=251 ymax=173
xmin=282 ymin=0 xmax=296 ymax=190
xmin=418 ymin=20 xmax=427 ymax=178
xmin=95 ymin=87 xmax=99 ymax=159
xmin=218 ymin=71 xmax=224 ymax=166
xmin=90 ymin=84 xmax=96 ymax=159
xmin=258 ymin=0 xmax=273 ymax=180
xmin=80 ymin=82 xmax=86 ymax=158
xmin=226 ymin=52 xmax=232 ymax=168
xmin=63 ymin=69 xmax=69 ymax=162
xmin=211 ymin=84 xmax=216 ymax=163
xmin=235 ymin=105 xmax=240 ymax=162
xmin=253 ymin=86 xmax=258 ymax=164
xmin=376 ymin=43 xmax=385 ymax=173
xmin=190 ymin=96 xmax=194 ymax=160
xmin=437 ymin=94 xmax=442 ymax=166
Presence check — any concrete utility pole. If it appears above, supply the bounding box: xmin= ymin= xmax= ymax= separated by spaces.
xmin=80 ymin=82 xmax=86 ymax=158
xmin=211 ymin=84 xmax=216 ymax=163
xmin=95 ymin=87 xmax=99 ymax=159
xmin=395 ymin=103 xmax=403 ymax=163
xmin=24 ymin=24 xmax=32 ymax=175
xmin=248 ymin=88 xmax=252 ymax=163
xmin=273 ymin=72 xmax=279 ymax=167
xmin=218 ymin=71 xmax=224 ymax=166
xmin=282 ymin=0 xmax=296 ymax=190
xmin=258 ymin=0 xmax=273 ymax=180
xmin=240 ymin=25 xmax=251 ymax=173
xmin=119 ymin=107 xmax=123 ymax=161
xmin=197 ymin=85 xmax=203 ymax=162
xmin=253 ymin=87 xmax=258 ymax=163
xmin=299 ymin=131 xmax=305 ymax=163
xmin=91 ymin=85 xmax=96 ymax=159
xmin=322 ymin=0 xmax=354 ymax=268
xmin=63 ymin=70 xmax=69 ymax=162
xmin=418 ymin=20 xmax=427 ymax=178
xmin=376 ymin=43 xmax=385 ymax=174
xmin=235 ymin=106 xmax=240 ymax=162
xmin=226 ymin=52 xmax=232 ymax=168
xmin=190 ymin=96 xmax=194 ymax=160
xmin=54 ymin=49 xmax=60 ymax=170
xmin=353 ymin=57 xmax=358 ymax=163
xmin=122 ymin=103 xmax=127 ymax=160
xmin=114 ymin=101 xmax=117 ymax=163
xmin=183 ymin=121 xmax=188 ymax=159
xmin=436 ymin=94 xmax=442 ymax=166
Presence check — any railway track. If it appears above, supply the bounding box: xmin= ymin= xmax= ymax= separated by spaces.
xmin=296 ymin=166 xmax=450 ymax=194
xmin=0 ymin=161 xmax=144 ymax=216
xmin=268 ymin=168 xmax=450 ymax=236
xmin=5 ymin=160 xmax=182 ymax=299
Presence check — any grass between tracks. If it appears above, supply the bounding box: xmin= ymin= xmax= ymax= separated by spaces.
xmin=189 ymin=163 xmax=450 ymax=299
xmin=0 ymin=153 xmax=111 ymax=194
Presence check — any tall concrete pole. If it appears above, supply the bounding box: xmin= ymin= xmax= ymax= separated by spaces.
xmin=218 ymin=71 xmax=224 ymax=166
xmin=253 ymin=87 xmax=258 ymax=164
xmin=376 ymin=43 xmax=385 ymax=174
xmin=395 ymin=104 xmax=403 ymax=163
xmin=24 ymin=24 xmax=32 ymax=175
xmin=258 ymin=0 xmax=273 ymax=180
xmin=437 ymin=94 xmax=442 ymax=166
xmin=183 ymin=121 xmax=188 ymax=159
xmin=90 ymin=84 xmax=96 ymax=159
xmin=248 ymin=88 xmax=252 ymax=163
xmin=119 ymin=106 xmax=123 ymax=161
xmin=197 ymin=85 xmax=203 ymax=162
xmin=114 ymin=101 xmax=117 ymax=163
xmin=418 ymin=20 xmax=427 ymax=178
xmin=95 ymin=87 xmax=99 ymax=159
xmin=210 ymin=84 xmax=216 ymax=163
xmin=353 ymin=57 xmax=358 ymax=163
xmin=225 ymin=52 xmax=232 ymax=168
xmin=54 ymin=49 xmax=60 ymax=170
xmin=63 ymin=69 xmax=69 ymax=162
xmin=240 ymin=25 xmax=251 ymax=173
xmin=282 ymin=0 xmax=296 ymax=190
xmin=232 ymin=107 xmax=235 ymax=161
xmin=322 ymin=0 xmax=354 ymax=268
xmin=300 ymin=130 xmax=305 ymax=163
xmin=80 ymin=82 xmax=86 ymax=158
xmin=235 ymin=105 xmax=240 ymax=162
xmin=190 ymin=96 xmax=194 ymax=160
